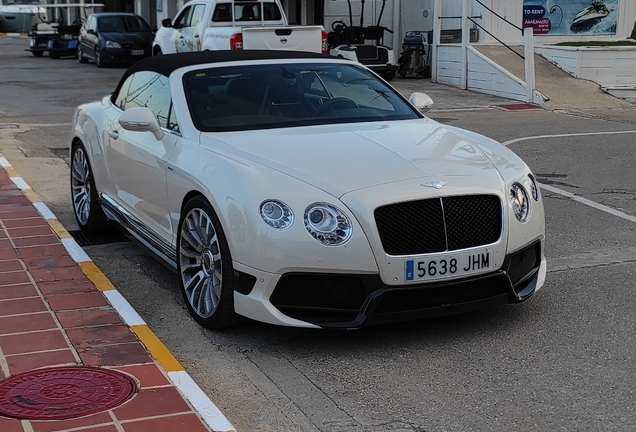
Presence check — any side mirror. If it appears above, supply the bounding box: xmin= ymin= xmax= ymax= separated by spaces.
xmin=161 ymin=18 xmax=172 ymax=28
xmin=118 ymin=107 xmax=163 ymax=140
xmin=409 ymin=92 xmax=434 ymax=112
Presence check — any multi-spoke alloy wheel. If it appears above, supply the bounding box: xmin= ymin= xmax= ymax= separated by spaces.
xmin=178 ymin=196 xmax=241 ymax=328
xmin=70 ymin=143 xmax=106 ymax=233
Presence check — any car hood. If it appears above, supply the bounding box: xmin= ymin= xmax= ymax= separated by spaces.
xmin=99 ymin=31 xmax=153 ymax=44
xmin=200 ymin=119 xmax=506 ymax=198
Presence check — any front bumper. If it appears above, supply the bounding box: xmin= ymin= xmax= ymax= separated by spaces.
xmin=236 ymin=241 xmax=543 ymax=329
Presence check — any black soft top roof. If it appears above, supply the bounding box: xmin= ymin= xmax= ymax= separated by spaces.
xmin=112 ymin=50 xmax=335 ymax=99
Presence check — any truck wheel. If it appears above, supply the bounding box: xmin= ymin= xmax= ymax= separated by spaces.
xmin=49 ymin=51 xmax=60 ymax=59
xmin=381 ymin=70 xmax=396 ymax=81
xmin=32 ymin=51 xmax=43 ymax=57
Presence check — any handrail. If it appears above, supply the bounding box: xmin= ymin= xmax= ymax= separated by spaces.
xmin=467 ymin=17 xmax=525 ymax=60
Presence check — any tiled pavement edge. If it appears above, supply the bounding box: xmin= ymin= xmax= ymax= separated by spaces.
xmin=0 ymin=154 xmax=235 ymax=432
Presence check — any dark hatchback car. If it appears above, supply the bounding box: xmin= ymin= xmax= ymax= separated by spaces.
xmin=77 ymin=13 xmax=153 ymax=67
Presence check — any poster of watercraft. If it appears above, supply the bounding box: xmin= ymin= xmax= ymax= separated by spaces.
xmin=523 ymin=0 xmax=618 ymax=35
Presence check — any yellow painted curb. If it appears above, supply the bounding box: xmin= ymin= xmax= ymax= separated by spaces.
xmin=131 ymin=325 xmax=185 ymax=372
xmin=4 ymin=166 xmax=18 ymax=177
xmin=23 ymin=189 xmax=39 ymax=202
xmin=48 ymin=219 xmax=73 ymax=239
xmin=79 ymin=261 xmax=116 ymax=291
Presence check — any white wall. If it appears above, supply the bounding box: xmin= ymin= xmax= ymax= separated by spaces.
xmin=537 ymin=45 xmax=636 ymax=87
xmin=436 ymin=45 xmax=463 ymax=87
xmin=467 ymin=46 xmax=528 ymax=100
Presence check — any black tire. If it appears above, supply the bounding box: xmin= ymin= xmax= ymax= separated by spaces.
xmin=77 ymin=44 xmax=88 ymax=63
xmin=381 ymin=70 xmax=397 ymax=81
xmin=70 ymin=142 xmax=107 ymax=234
xmin=32 ymin=51 xmax=43 ymax=57
xmin=153 ymin=46 xmax=162 ymax=56
xmin=49 ymin=51 xmax=60 ymax=59
xmin=95 ymin=47 xmax=106 ymax=67
xmin=177 ymin=196 xmax=244 ymax=329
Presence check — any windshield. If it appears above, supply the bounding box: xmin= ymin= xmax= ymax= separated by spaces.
xmin=97 ymin=15 xmax=150 ymax=32
xmin=184 ymin=63 xmax=420 ymax=132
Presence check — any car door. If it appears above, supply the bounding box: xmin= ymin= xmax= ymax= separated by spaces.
xmin=170 ymin=5 xmax=192 ymax=52
xmin=80 ymin=15 xmax=97 ymax=59
xmin=104 ymin=71 xmax=180 ymax=244
xmin=170 ymin=3 xmax=207 ymax=52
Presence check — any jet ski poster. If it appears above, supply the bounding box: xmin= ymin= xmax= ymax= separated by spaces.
xmin=523 ymin=0 xmax=618 ymax=36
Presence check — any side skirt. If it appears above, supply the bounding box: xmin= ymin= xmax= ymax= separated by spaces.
xmin=100 ymin=194 xmax=178 ymax=272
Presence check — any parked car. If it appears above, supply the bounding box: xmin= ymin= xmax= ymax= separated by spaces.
xmin=70 ymin=51 xmax=546 ymax=330
xmin=77 ymin=12 xmax=153 ymax=67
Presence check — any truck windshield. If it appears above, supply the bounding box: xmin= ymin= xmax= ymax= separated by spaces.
xmin=184 ymin=62 xmax=420 ymax=132
xmin=212 ymin=2 xmax=282 ymax=22
xmin=4 ymin=0 xmax=41 ymax=4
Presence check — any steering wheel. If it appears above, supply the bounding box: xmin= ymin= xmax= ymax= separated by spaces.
xmin=313 ymin=97 xmax=359 ymax=117
xmin=331 ymin=20 xmax=347 ymax=32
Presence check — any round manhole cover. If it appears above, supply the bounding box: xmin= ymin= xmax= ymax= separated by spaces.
xmin=0 ymin=366 xmax=137 ymax=420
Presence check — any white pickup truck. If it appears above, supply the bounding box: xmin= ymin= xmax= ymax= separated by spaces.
xmin=153 ymin=0 xmax=327 ymax=56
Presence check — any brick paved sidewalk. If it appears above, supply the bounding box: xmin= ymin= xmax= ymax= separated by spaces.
xmin=0 ymin=163 xmax=226 ymax=431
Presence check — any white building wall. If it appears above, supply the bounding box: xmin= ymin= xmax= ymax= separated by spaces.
xmin=436 ymin=45 xmax=463 ymax=87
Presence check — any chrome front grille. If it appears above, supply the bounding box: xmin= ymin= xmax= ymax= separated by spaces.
xmin=374 ymin=195 xmax=502 ymax=256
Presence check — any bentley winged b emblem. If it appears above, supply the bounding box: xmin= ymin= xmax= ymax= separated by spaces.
xmin=422 ymin=181 xmax=448 ymax=189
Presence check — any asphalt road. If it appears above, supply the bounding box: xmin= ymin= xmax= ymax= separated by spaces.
xmin=2 ymin=36 xmax=636 ymax=432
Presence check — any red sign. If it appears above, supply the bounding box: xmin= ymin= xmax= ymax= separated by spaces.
xmin=523 ymin=18 xmax=552 ymax=35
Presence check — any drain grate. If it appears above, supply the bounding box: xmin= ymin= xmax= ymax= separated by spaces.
xmin=0 ymin=366 xmax=137 ymax=420
xmin=69 ymin=229 xmax=130 ymax=246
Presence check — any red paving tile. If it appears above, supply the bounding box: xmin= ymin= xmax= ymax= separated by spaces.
xmin=0 ymin=270 xmax=30 ymax=286
xmin=56 ymin=308 xmax=123 ymax=328
xmin=114 ymin=387 xmax=192 ymax=421
xmin=0 ymin=415 xmax=25 ymax=432
xmin=0 ymin=238 xmax=11 ymax=248
xmin=0 ymin=283 xmax=38 ymax=300
xmin=8 ymin=225 xmax=56 ymax=238
xmin=0 ymin=330 xmax=69 ymax=355
xmin=0 ymin=195 xmax=29 ymax=206
xmin=23 ymin=255 xmax=77 ymax=270
xmin=79 ymin=342 xmax=153 ymax=367
xmin=0 ymin=203 xmax=35 ymax=212
xmin=115 ymin=364 xmax=170 ymax=388
xmin=30 ymin=266 xmax=86 ymax=283
xmin=0 ymin=297 xmax=48 ymax=316
xmin=0 ymin=230 xmax=7 ymax=239
xmin=66 ymin=324 xmax=138 ymax=349
xmin=38 ymin=278 xmax=95 ymax=296
xmin=3 ymin=217 xmax=48 ymax=228
xmin=0 ymin=209 xmax=40 ymax=220
xmin=6 ymin=349 xmax=77 ymax=375
xmin=16 ymin=244 xmax=68 ymax=259
xmin=122 ymin=413 xmax=210 ymax=432
xmin=12 ymin=235 xmax=60 ymax=247
xmin=0 ymin=247 xmax=18 ymax=260
xmin=0 ymin=260 xmax=22 ymax=272
xmin=46 ymin=292 xmax=108 ymax=311
xmin=0 ymin=312 xmax=57 ymax=334
xmin=31 ymin=412 xmax=113 ymax=432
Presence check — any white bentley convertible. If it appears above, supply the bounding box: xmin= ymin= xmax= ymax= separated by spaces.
xmin=71 ymin=51 xmax=546 ymax=329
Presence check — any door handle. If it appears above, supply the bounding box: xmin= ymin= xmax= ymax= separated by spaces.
xmin=194 ymin=35 xmax=199 ymax=38
xmin=108 ymin=130 xmax=119 ymax=139
xmin=179 ymin=36 xmax=184 ymax=39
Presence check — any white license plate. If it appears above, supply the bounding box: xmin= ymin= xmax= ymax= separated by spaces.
xmin=130 ymin=49 xmax=144 ymax=55
xmin=404 ymin=249 xmax=491 ymax=282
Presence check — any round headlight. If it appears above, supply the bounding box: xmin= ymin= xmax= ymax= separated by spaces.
xmin=259 ymin=200 xmax=294 ymax=230
xmin=510 ymin=183 xmax=530 ymax=222
xmin=528 ymin=174 xmax=540 ymax=201
xmin=304 ymin=203 xmax=352 ymax=246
